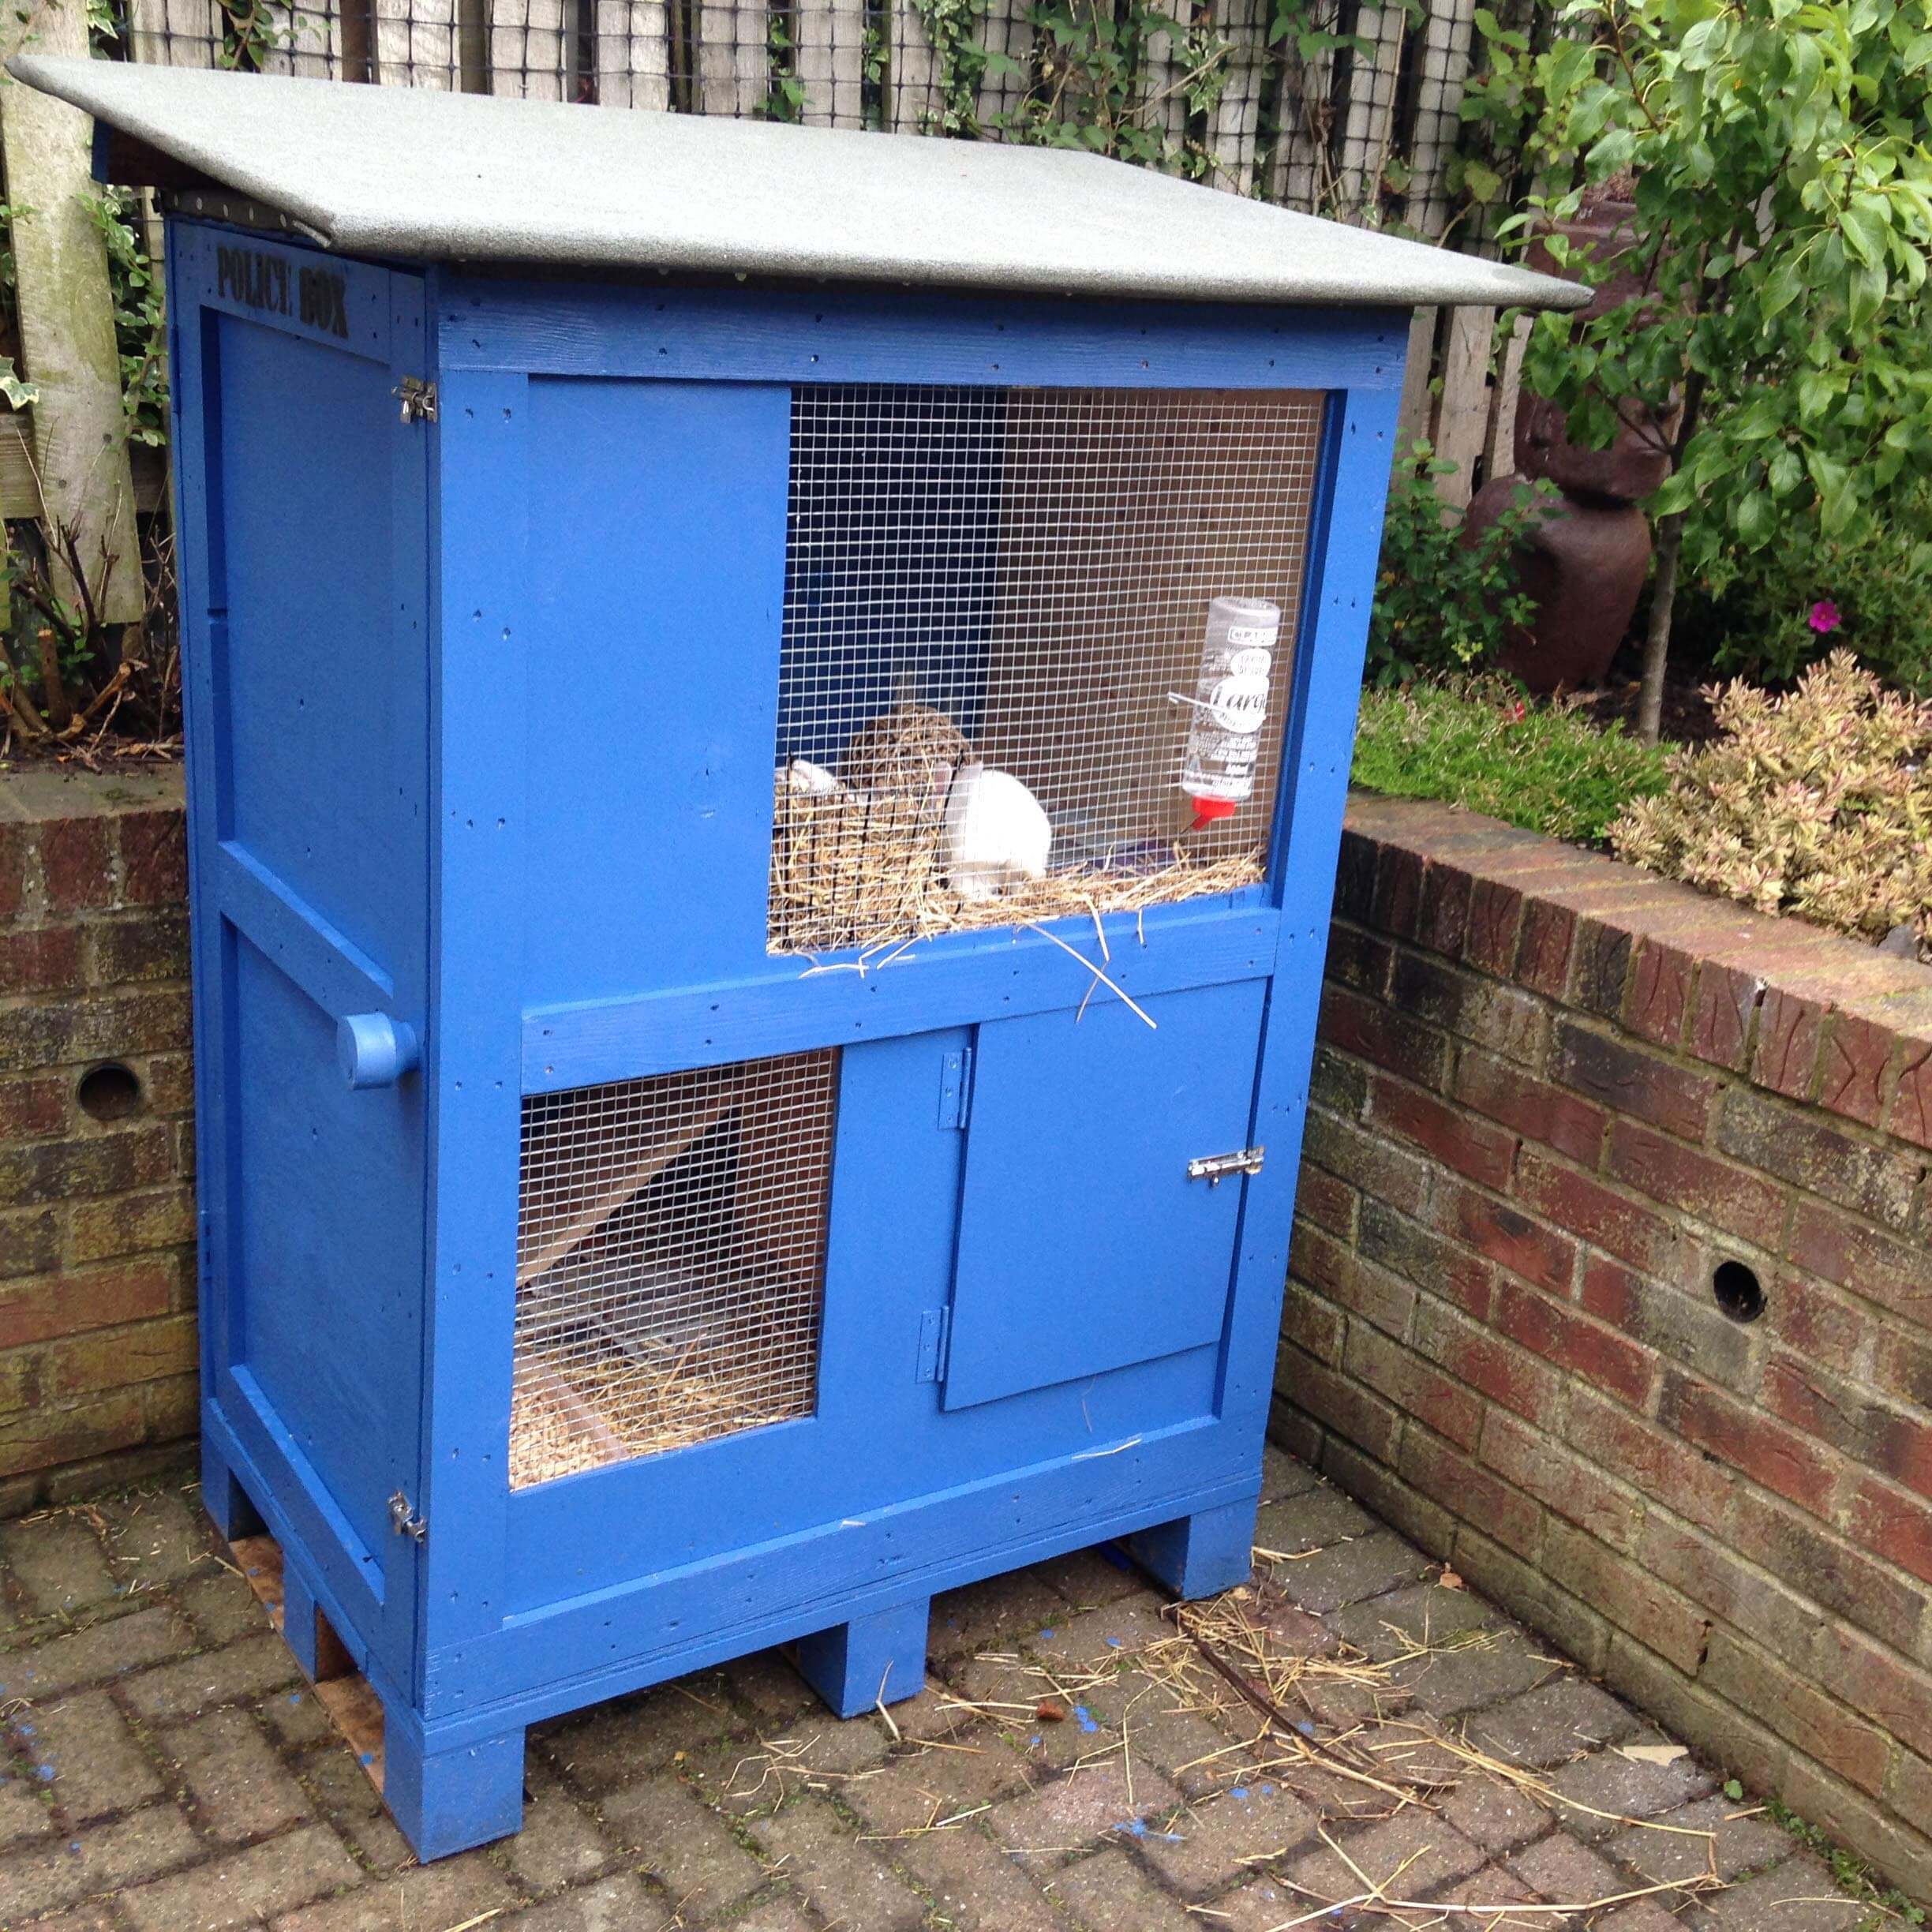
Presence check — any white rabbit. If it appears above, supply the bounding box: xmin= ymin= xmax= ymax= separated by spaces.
xmin=785 ymin=758 xmax=844 ymax=797
xmin=943 ymin=763 xmax=1053 ymax=902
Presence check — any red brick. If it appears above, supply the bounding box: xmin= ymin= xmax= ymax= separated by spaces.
xmin=1542 ymin=1521 xmax=1709 ymax=1674
xmin=1327 ymin=1249 xmax=1417 ymax=1339
xmin=1482 ymin=1409 xmax=1641 ymax=1552
xmin=1766 ymin=1271 xmax=1870 ymax=1379
xmin=1716 ymin=1088 xmax=1919 ymax=1233
xmin=118 ymin=809 xmax=188 ymax=907
xmin=90 ymin=909 xmax=191 ymax=987
xmin=1847 ymin=1476 xmax=1932 ymax=1587
xmin=1514 ymin=1151 xmax=1681 ymax=1274
xmin=1295 ymin=1164 xmax=1357 ymax=1240
xmin=1817 ymin=1013 xmax=1893 ymax=1129
xmin=1440 ymin=1181 xmax=1576 ymax=1296
xmin=1788 ymin=1201 xmax=1932 ymax=1327
xmin=1659 ymin=1372 xmax=1837 ymax=1519
xmin=1465 ymin=878 xmax=1525 ymax=978
xmin=1688 ymin=961 xmax=1760 ymax=1073
xmin=1492 ymin=1277 xmax=1654 ymax=1407
xmin=1568 ymin=1388 xmax=1732 ymax=1533
xmin=1874 ymin=1327 xmax=1932 ymax=1410
xmin=39 ymin=1312 xmax=198 ymax=1399
xmin=38 ymin=816 xmax=115 ymax=914
xmin=1367 ymin=1074 xmax=1515 ymax=1189
xmin=1389 ymin=949 xmax=1548 ymax=1064
xmin=1639 ymin=1516 xmax=1816 ymax=1664
xmin=0 ymin=823 xmax=26 ymax=923
xmin=1515 ymin=898 xmax=1576 ymax=999
xmin=1700 ymin=1628 xmax=1893 ymax=1795
xmin=1623 ymin=939 xmax=1694 ymax=1048
xmin=1400 ymin=1427 xmax=1542 ymax=1558
xmin=0 ymin=1386 xmax=147 ymax=1476
xmin=0 ymin=925 xmax=84 ymax=996
xmin=1358 ymin=1200 xmax=1494 ymax=1319
xmin=1324 ymin=921 xmax=1391 ymax=994
xmin=1752 ymin=987 xmax=1826 ymax=1101
xmin=1604 ymin=1119 xmax=1788 ymax=1245
xmin=1278 ymin=1342 xmax=1402 ymax=1464
xmin=1566 ymin=915 xmax=1637 ymax=1019
xmin=1730 ymin=1488 xmax=1926 ymax=1654
xmin=1333 ymin=829 xmax=1380 ymax=923
xmin=0 ymin=1260 xmax=175 ymax=1350
xmin=1579 ymin=1257 xmax=1753 ymax=1390
xmin=0 ymin=1075 xmax=66 ymax=1140
xmin=1813 ymin=1625 xmax=1932 ymax=1752
xmin=1289 ymin=1215 xmax=1351 ymax=1300
xmin=0 ymin=1205 xmax=61 ymax=1280
xmin=1279 ymin=1277 xmax=1345 ymax=1365
xmin=1453 ymin=1049 xmax=1604 ymax=1165
xmin=1304 ymin=1110 xmax=1432 ymax=1219
xmin=1318 ymin=984 xmax=1449 ymax=1088
xmin=1554 ymin=1023 xmax=1714 ymax=1139
xmin=1758 ymin=1354 xmax=1932 ymax=1502
xmin=1417 ymin=860 xmax=1473 ymax=959
xmin=1413 ymin=1297 xmax=1563 ymax=1423
xmin=1886 ymin=1038 xmax=1932 ymax=1151
xmin=1372 ymin=844 xmax=1425 ymax=939
xmin=1346 ymin=1324 xmax=1485 ymax=1451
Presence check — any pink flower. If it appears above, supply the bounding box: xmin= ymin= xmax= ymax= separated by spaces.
xmin=1808 ymin=599 xmax=1841 ymax=634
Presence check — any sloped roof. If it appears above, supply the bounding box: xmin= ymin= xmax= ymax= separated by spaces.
xmin=9 ymin=55 xmax=1586 ymax=310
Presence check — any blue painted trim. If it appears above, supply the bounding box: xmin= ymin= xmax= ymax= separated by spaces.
xmin=169 ymin=223 xmax=395 ymax=361
xmin=213 ymin=840 xmax=395 ymax=1019
xmin=524 ymin=900 xmax=1279 ymax=1092
xmin=437 ymin=275 xmax=1407 ymax=391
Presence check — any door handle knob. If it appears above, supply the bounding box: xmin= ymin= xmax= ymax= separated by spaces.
xmin=338 ymin=1013 xmax=421 ymax=1090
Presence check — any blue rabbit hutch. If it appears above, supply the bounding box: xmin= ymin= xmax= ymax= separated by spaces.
xmin=14 ymin=55 xmax=1580 ymax=1860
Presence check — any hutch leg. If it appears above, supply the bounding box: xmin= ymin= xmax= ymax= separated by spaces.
xmin=796 ymin=1597 xmax=930 ymax=1718
xmin=1129 ymin=1498 xmax=1257 ymax=1601
xmin=386 ymin=1724 xmax=527 ymax=1861
xmin=200 ymin=1436 xmax=264 ymax=1539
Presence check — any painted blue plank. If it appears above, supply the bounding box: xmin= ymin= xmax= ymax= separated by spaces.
xmin=212 ymin=840 xmax=392 ymax=1020
xmin=437 ymin=278 xmax=1406 ymax=392
xmin=523 ymin=899 xmax=1278 ymax=1091
xmin=520 ymin=379 xmax=792 ymax=1008
xmin=945 ymin=983 xmax=1267 ymax=1409
xmin=170 ymin=224 xmax=393 ymax=362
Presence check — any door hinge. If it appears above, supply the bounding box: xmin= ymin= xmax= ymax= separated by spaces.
xmin=395 ymin=376 xmax=438 ymax=424
xmin=388 ymin=1489 xmax=428 ymax=1542
xmin=938 ymin=1047 xmax=974 ymax=1130
xmin=916 ymin=1306 xmax=953 ymax=1383
xmin=1187 ymin=1145 xmax=1266 ymax=1186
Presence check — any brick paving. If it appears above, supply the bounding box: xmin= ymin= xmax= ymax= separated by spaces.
xmin=0 ymin=1451 xmax=1874 ymax=1930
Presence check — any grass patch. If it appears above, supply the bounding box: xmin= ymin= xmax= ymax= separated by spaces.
xmin=1352 ymin=677 xmax=1668 ymax=846
xmin=1760 ymin=1799 xmax=1926 ymax=1930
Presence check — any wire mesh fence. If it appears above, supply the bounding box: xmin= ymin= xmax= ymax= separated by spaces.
xmin=111 ymin=0 xmax=1521 ymax=234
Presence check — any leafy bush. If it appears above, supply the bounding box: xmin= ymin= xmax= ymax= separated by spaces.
xmin=1352 ymin=676 xmax=1667 ymax=844
xmin=1365 ymin=445 xmax=1552 ymax=687
xmin=1610 ymin=653 xmax=1932 ymax=951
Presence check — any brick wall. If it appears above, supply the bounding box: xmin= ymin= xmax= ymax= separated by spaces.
xmin=0 ymin=768 xmax=197 ymax=1511
xmin=1275 ymin=792 xmax=1932 ymax=1900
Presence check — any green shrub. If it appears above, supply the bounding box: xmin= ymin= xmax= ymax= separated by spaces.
xmin=1365 ymin=445 xmax=1552 ymax=688
xmin=1610 ymin=653 xmax=1932 ymax=953
xmin=1351 ymin=677 xmax=1668 ymax=844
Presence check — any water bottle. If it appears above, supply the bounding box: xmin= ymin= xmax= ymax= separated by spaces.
xmin=1177 ymin=597 xmax=1282 ymax=829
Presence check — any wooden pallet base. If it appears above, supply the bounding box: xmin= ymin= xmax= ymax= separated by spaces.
xmin=231 ymin=1533 xmax=388 ymax=1795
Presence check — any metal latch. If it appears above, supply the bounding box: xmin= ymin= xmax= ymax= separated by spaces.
xmin=395 ymin=376 xmax=438 ymax=424
xmin=388 ymin=1489 xmax=427 ymax=1542
xmin=1188 ymin=1146 xmax=1265 ymax=1185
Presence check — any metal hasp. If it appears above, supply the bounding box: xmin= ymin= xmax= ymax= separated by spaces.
xmin=1188 ymin=1146 xmax=1267 ymax=1185
xmin=12 ymin=49 xmax=1586 ymax=1872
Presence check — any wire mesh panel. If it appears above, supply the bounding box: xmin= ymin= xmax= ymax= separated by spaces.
xmin=511 ymin=1050 xmax=837 ymax=1488
xmin=769 ymin=385 xmax=1325 ymax=955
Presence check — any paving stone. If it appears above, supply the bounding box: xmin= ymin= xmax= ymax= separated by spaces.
xmin=121 ymin=1821 xmax=361 ymax=1932
xmin=1117 ymin=1688 xmax=1250 ymax=1800
xmin=1331 ymin=1580 xmax=1501 ymax=1661
xmin=31 ymin=1689 xmax=165 ymax=1823
xmin=1598 ymin=1901 xmax=1690 ymax=1932
xmin=0 ymin=1771 xmax=56 ymax=1853
xmin=848 ymin=1735 xmax=1032 ymax=1835
xmin=882 ymin=1678 xmax=980 ymax=1746
xmin=1691 ymin=1857 xmax=1868 ymax=1930
xmin=0 ymin=1518 xmax=119 ymax=1619
xmin=1028 ymin=1600 xmax=1174 ymax=1671
xmin=891 ymin=1820 xmax=1064 ymax=1932
xmin=1260 ymin=1446 xmax=1320 ymax=1502
xmin=720 ymin=1647 xmax=817 ymax=1729
xmin=716 ymin=1894 xmax=818 ymax=1932
xmin=1050 ymin=1847 xmax=1199 ymax=1932
xmin=120 ymin=1631 xmax=301 ymax=1723
xmin=1437 ymin=1769 xmax=1552 ymax=1854
xmin=1034 ymin=1545 xmax=1145 ymax=1610
xmin=98 ymin=1490 xmax=218 ymax=1591
xmin=258 ymin=1686 xmax=338 ymax=1751
xmin=165 ymin=1705 xmax=310 ymax=1843
xmin=176 ymin=1570 xmax=271 ymax=1649
xmin=749 ymin=1794 xmax=928 ymax=1931
xmin=0 ymin=1606 xmax=196 ymax=1700
xmin=1202 ymin=1874 xmax=1307 ymax=1931
xmin=537 ymin=1673 xmax=740 ymax=1788
xmin=1132 ymin=1779 xmax=1317 ymax=1899
xmin=1508 ymin=1830 xmax=1625 ymax=1905
xmin=1264 ymin=1531 xmax=1431 ymax=1616
xmin=929 ymin=1571 xmax=1069 ymax=1662
xmin=271 ymin=1851 xmax=519 ymax=1932
xmin=1283 ymin=1807 xmax=1486 ymax=1906
xmin=597 ymin=1772 xmax=771 ymax=1915
xmin=17 ymin=1908 xmax=121 ymax=1932
xmin=1544 ymin=1741 xmax=1716 ymax=1843
xmin=494 ymin=1874 xmax=667 ymax=1931
xmin=1467 ymin=1676 xmax=1640 ymax=1769
xmin=499 ymin=1767 xmax=614 ymax=1893
xmin=0 ymin=1803 xmax=201 ymax=1924
xmin=1609 ymin=1793 xmax=1793 ymax=1885
xmin=1434 ymin=1863 xmax=1548 ymax=1926
xmin=1254 ymin=1483 xmax=1377 ymax=1557
xmin=988 ymin=1758 xmax=1181 ymax=1866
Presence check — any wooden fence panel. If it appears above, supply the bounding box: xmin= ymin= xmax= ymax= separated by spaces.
xmin=975 ymin=0 xmax=1032 ymax=133
xmin=1266 ymin=32 xmax=1335 ymax=212
xmin=796 ymin=0 xmax=865 ymax=125
xmin=886 ymin=0 xmax=941 ymax=132
xmin=594 ymin=0 xmax=672 ymax=107
xmin=259 ymin=4 xmax=347 ymax=77
xmin=1140 ymin=16 xmax=1195 ymax=169
xmin=376 ymin=0 xmax=459 ymax=84
xmin=126 ymin=0 xmax=220 ymax=66
xmin=1335 ymin=0 xmax=1406 ymax=219
xmin=1208 ymin=0 xmax=1268 ymax=194
xmin=492 ymin=0 xmax=574 ymax=97
xmin=1433 ymin=303 xmax=1496 ymax=506
xmin=692 ymin=0 xmax=766 ymax=114
xmin=1405 ymin=0 xmax=1476 ymax=238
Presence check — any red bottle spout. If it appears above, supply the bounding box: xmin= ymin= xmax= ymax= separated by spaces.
xmin=1188 ymin=796 xmax=1238 ymax=832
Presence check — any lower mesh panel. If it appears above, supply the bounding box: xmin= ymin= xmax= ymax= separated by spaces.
xmin=511 ymin=1050 xmax=837 ymax=1488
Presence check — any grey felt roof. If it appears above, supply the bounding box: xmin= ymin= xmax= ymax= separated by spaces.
xmin=9 ymin=54 xmax=1586 ymax=309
